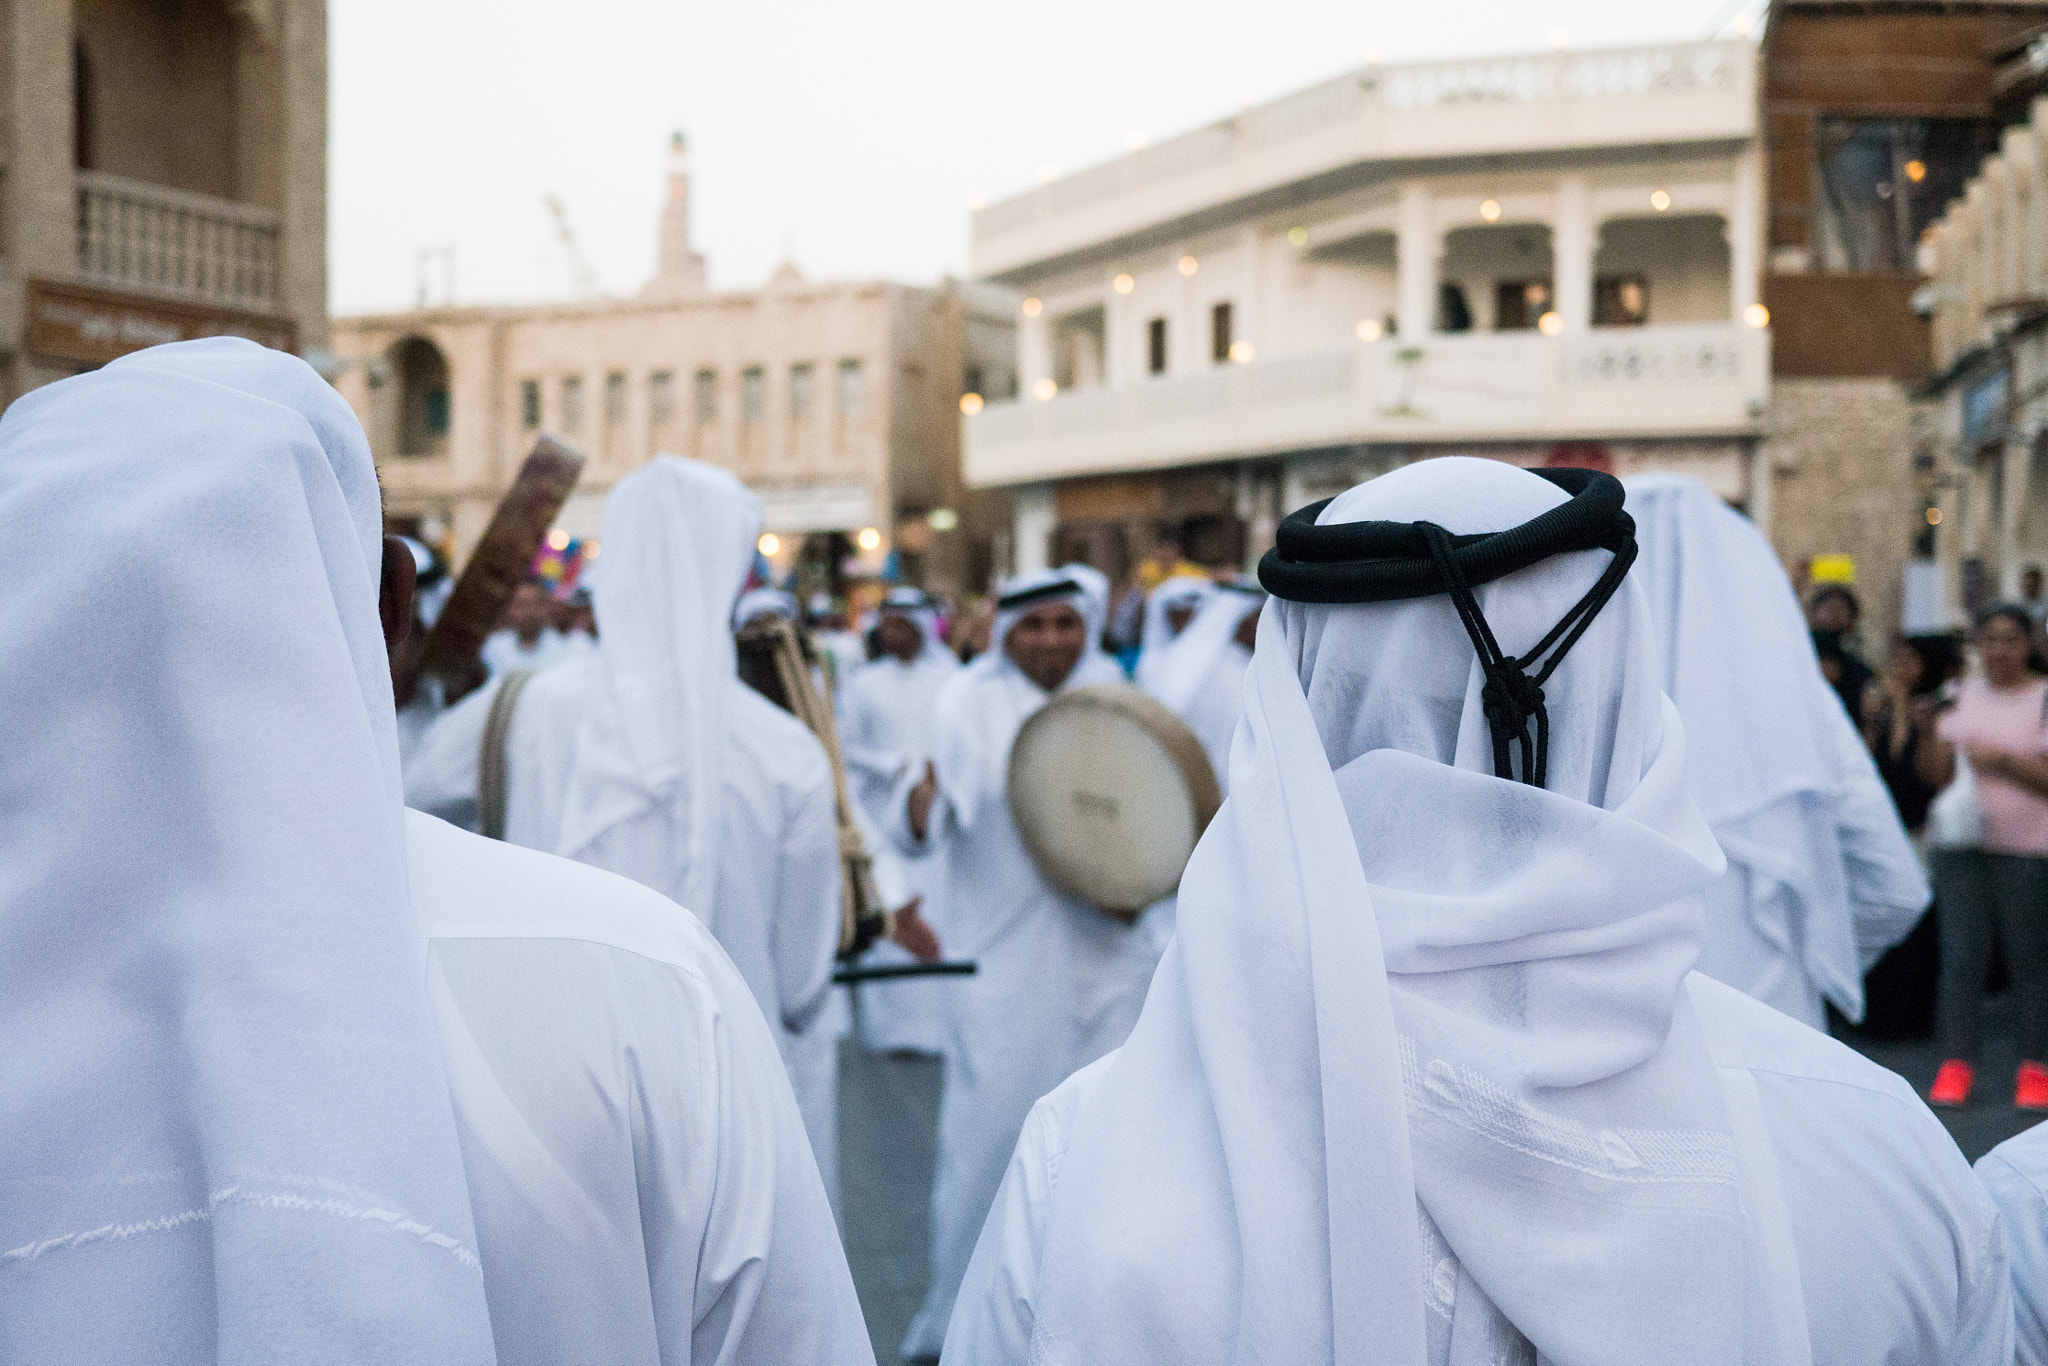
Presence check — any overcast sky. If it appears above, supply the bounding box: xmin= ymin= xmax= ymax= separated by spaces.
xmin=329 ymin=0 xmax=1755 ymax=317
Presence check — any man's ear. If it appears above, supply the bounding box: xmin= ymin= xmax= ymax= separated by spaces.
xmin=379 ymin=534 xmax=418 ymax=657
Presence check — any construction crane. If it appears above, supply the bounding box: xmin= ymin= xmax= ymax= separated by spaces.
xmin=542 ymin=193 xmax=605 ymax=299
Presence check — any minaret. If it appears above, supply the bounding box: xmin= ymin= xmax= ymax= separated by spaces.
xmin=643 ymin=131 xmax=708 ymax=298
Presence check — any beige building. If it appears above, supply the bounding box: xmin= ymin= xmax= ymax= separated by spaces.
xmin=0 ymin=1 xmax=325 ymax=400
xmin=336 ymin=137 xmax=1004 ymax=601
xmin=965 ymin=39 xmax=1773 ymax=585
xmin=1919 ymin=96 xmax=2048 ymax=626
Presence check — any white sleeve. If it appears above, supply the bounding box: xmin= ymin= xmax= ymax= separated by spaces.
xmin=1825 ymin=700 xmax=1931 ymax=968
xmin=942 ymin=1094 xmax=1067 ymax=1366
xmin=670 ymin=943 xmax=874 ymax=1365
xmin=1976 ymin=1151 xmax=2041 ymax=1364
xmin=402 ymin=677 xmax=500 ymax=832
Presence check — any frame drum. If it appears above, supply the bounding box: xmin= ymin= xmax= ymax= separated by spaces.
xmin=1007 ymin=684 xmax=1222 ymax=914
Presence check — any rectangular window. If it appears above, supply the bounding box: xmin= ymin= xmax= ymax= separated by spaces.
xmin=561 ymin=375 xmax=584 ymax=431
xmin=1813 ymin=117 xmax=1978 ymax=273
xmin=1147 ymin=317 xmax=1168 ymax=375
xmin=604 ymin=371 xmax=627 ymax=425
xmin=837 ymin=359 xmax=865 ymax=418
xmin=1210 ymin=302 xmax=1233 ymax=364
xmin=648 ymin=370 xmax=674 ymax=423
xmin=694 ymin=368 xmax=717 ymax=422
xmin=741 ymin=366 xmax=766 ymax=421
xmin=519 ymin=378 xmax=541 ymax=429
xmin=790 ymin=362 xmax=815 ymax=419
xmin=1494 ymin=280 xmax=1554 ymax=331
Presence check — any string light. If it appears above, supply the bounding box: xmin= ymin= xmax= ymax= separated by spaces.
xmin=1356 ymin=318 xmax=1384 ymax=341
xmin=757 ymin=533 xmax=780 ymax=556
xmin=1480 ymin=199 xmax=1502 ymax=221
xmin=856 ymin=527 xmax=883 ymax=552
xmin=1177 ymin=255 xmax=1199 ymax=276
xmin=1033 ymin=377 xmax=1058 ymax=401
xmin=959 ymin=392 xmax=985 ymax=415
xmin=1287 ymin=226 xmax=1309 ymax=247
xmin=1537 ymin=311 xmax=1564 ymax=336
xmin=1650 ymin=189 xmax=1672 ymax=211
xmin=1229 ymin=340 xmax=1256 ymax=363
xmin=546 ymin=528 xmax=571 ymax=551
xmin=1743 ymin=302 xmax=1771 ymax=329
xmin=1022 ymin=297 xmax=1043 ymax=317
xmin=1113 ymin=273 xmax=1135 ymax=294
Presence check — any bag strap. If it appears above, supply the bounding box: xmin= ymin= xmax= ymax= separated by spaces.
xmin=477 ymin=670 xmax=537 ymax=841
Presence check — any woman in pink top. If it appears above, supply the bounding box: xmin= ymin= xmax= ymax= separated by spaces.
xmin=1928 ymin=603 xmax=2048 ymax=1109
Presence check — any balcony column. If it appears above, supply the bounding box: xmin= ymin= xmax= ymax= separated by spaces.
xmin=1554 ymin=175 xmax=1593 ymax=333
xmin=1019 ymin=305 xmax=1051 ymax=394
xmin=1730 ymin=146 xmax=1762 ymax=321
xmin=1396 ymin=182 xmax=1438 ymax=339
xmin=1239 ymin=225 xmax=1261 ymax=356
xmin=1104 ymin=283 xmax=1129 ymax=388
xmin=1012 ymin=482 xmax=1055 ymax=577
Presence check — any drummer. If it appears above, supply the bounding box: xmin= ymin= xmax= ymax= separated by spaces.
xmin=887 ymin=566 xmax=1159 ymax=1362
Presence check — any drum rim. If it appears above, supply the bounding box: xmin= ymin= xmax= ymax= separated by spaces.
xmin=1007 ymin=683 xmax=1223 ymax=913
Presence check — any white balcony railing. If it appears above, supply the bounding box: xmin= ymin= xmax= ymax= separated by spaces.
xmin=963 ymin=323 xmax=1768 ymax=488
xmin=76 ymin=171 xmax=282 ymax=311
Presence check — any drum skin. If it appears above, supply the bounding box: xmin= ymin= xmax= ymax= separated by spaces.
xmin=1008 ymin=684 xmax=1222 ymax=914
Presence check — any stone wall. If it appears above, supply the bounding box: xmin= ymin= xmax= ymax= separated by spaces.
xmin=1759 ymin=377 xmax=1918 ymax=639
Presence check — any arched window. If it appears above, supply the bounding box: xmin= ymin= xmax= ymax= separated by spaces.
xmin=390 ymin=336 xmax=451 ymax=456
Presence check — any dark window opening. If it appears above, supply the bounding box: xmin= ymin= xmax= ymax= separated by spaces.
xmin=519 ymin=379 xmax=540 ymax=429
xmin=1148 ymin=317 xmax=1168 ymax=374
xmin=392 ymin=336 xmax=452 ymax=455
xmin=1494 ymin=279 xmax=1554 ymax=331
xmin=72 ymin=42 xmax=94 ymax=171
xmin=1815 ymin=117 xmax=1987 ymax=274
xmin=1210 ymin=303 xmax=1233 ymax=364
xmin=1437 ymin=284 xmax=1473 ymax=333
xmin=1594 ymin=275 xmax=1649 ymax=327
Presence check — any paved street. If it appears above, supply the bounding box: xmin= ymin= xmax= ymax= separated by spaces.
xmin=1840 ymin=992 xmax=2046 ymax=1164
xmin=839 ymin=1037 xmax=944 ymax=1363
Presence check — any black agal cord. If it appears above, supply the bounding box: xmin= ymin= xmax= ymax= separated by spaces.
xmin=1257 ymin=468 xmax=1637 ymax=788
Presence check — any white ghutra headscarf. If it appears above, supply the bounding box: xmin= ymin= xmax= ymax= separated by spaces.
xmin=554 ymin=456 xmax=763 ymax=916
xmin=1026 ymin=458 xmax=1809 ymax=1366
xmin=0 ymin=339 xmax=496 ymax=1362
xmin=1624 ymin=472 xmax=1924 ymax=1019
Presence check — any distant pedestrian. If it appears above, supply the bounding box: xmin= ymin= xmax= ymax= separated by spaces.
xmin=1865 ymin=634 xmax=1960 ymax=835
xmin=1809 ymin=583 xmax=1874 ymax=722
xmin=1926 ymin=604 xmax=2048 ymax=1109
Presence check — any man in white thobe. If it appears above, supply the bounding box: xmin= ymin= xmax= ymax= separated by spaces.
xmin=1131 ymin=572 xmax=1213 ymax=683
xmin=946 ymin=458 xmax=2007 ymax=1366
xmin=1136 ymin=578 xmax=1264 ymax=791
xmin=841 ymin=586 xmax=961 ymax=1054
xmin=0 ymin=338 xmax=871 ymax=1366
xmin=400 ymin=456 xmax=849 ymax=1213
xmin=1626 ymin=473 xmax=1929 ymax=1028
xmin=480 ymin=576 xmax=572 ymax=676
xmin=1977 ymin=1123 xmax=2048 ymax=1364
xmin=888 ymin=567 xmax=1158 ymax=1361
